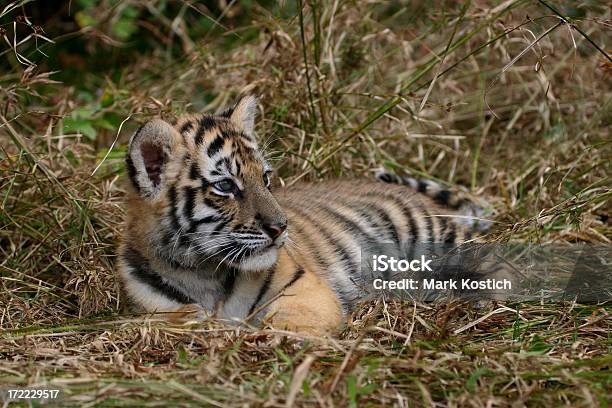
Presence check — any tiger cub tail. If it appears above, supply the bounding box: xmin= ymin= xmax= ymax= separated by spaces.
xmin=376 ymin=170 xmax=518 ymax=301
xmin=375 ymin=170 xmax=494 ymax=233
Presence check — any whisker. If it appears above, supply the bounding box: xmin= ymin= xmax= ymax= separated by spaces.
xmin=215 ymin=247 xmax=240 ymax=272
xmin=195 ymin=244 xmax=235 ymax=268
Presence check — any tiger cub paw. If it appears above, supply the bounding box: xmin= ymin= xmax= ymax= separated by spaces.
xmin=266 ymin=311 xmax=337 ymax=337
xmin=164 ymin=303 xmax=208 ymax=325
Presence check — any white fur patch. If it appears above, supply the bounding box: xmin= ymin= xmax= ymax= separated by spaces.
xmin=235 ymin=247 xmax=279 ymax=272
xmin=120 ymin=265 xmax=185 ymax=313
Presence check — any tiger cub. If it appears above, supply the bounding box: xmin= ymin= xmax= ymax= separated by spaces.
xmin=118 ymin=95 xmax=486 ymax=334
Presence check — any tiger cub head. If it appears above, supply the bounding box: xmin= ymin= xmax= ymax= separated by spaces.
xmin=125 ymin=95 xmax=287 ymax=273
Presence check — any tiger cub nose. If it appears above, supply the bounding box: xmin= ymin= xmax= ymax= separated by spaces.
xmin=262 ymin=222 xmax=287 ymax=240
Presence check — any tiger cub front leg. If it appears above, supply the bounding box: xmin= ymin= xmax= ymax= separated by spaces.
xmin=261 ymin=255 xmax=343 ymax=335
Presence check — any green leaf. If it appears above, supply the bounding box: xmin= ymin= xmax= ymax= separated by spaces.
xmin=382 ymin=160 xmax=402 ymax=171
xmin=512 ymin=310 xmax=521 ymax=341
xmin=77 ymin=0 xmax=97 ymax=7
xmin=275 ymin=348 xmax=292 ymax=366
xmin=301 ymin=379 xmax=311 ymax=397
xmin=528 ymin=335 xmax=553 ymax=355
xmin=466 ymin=368 xmax=491 ymax=393
xmin=112 ymin=19 xmax=137 ymax=40
xmin=358 ymin=382 xmax=377 ymax=395
xmin=75 ymin=11 xmax=97 ymax=28
xmin=93 ymin=118 xmax=115 ymax=130
xmin=64 ymin=117 xmax=97 ymax=140
xmin=72 ymin=107 xmax=96 ymax=119
xmin=347 ymin=374 xmax=357 ymax=407
xmin=101 ymin=90 xmax=114 ymax=108
xmin=177 ymin=347 xmax=188 ymax=364
xmin=112 ymin=6 xmax=139 ymax=40
xmin=64 ymin=149 xmax=80 ymax=166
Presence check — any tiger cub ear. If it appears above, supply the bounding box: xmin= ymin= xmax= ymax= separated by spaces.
xmin=126 ymin=119 xmax=179 ymax=199
xmin=223 ymin=94 xmax=258 ymax=135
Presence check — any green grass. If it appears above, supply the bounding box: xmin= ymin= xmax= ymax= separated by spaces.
xmin=1 ymin=0 xmax=611 ymax=406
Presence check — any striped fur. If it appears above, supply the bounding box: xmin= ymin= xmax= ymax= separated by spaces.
xmin=118 ymin=95 xmax=487 ymax=334
xmin=375 ymin=170 xmax=493 ymax=232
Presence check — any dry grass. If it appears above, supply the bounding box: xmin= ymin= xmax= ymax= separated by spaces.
xmin=1 ymin=0 xmax=611 ymax=406
xmin=1 ymin=301 xmax=610 ymax=406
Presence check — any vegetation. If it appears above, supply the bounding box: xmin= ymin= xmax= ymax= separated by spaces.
xmin=1 ymin=0 xmax=610 ymax=406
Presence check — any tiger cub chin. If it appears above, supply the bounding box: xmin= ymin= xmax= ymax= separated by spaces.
xmin=118 ymin=95 xmax=487 ymax=335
